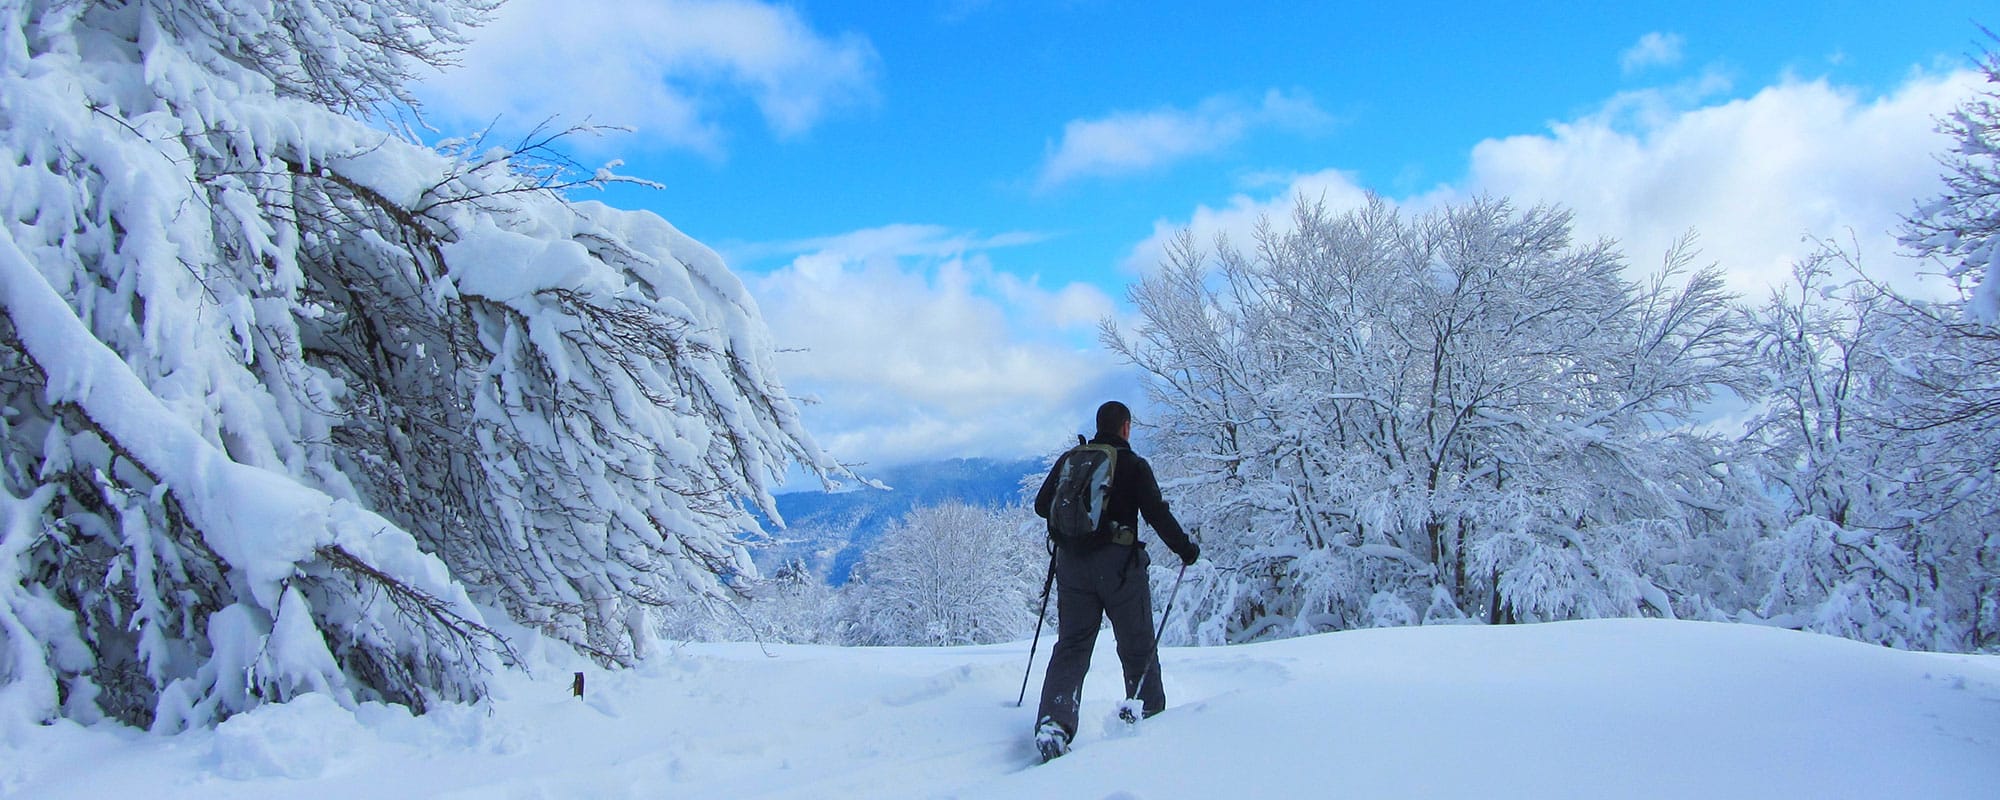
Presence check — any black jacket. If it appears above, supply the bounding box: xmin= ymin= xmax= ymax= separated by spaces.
xmin=1035 ymin=432 xmax=1196 ymax=560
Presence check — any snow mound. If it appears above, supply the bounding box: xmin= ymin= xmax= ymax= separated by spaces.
xmin=210 ymin=694 xmax=363 ymax=780
xmin=6 ymin=619 xmax=1996 ymax=799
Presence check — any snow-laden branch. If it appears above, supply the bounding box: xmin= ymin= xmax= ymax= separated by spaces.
xmin=0 ymin=230 xmax=500 ymax=730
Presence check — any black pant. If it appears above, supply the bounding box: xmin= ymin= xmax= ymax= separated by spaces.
xmin=1036 ymin=543 xmax=1163 ymax=737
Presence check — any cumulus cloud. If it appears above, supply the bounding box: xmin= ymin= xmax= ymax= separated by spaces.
xmin=1120 ymin=169 xmax=1372 ymax=273
xmin=418 ymin=0 xmax=878 ymax=157
xmin=1621 ymin=32 xmax=1686 ymax=74
xmin=748 ymin=226 xmax=1124 ymax=468
xmin=1458 ymin=68 xmax=1980 ymax=297
xmin=1131 ymin=69 xmax=1980 ymax=302
xmin=992 ymin=273 xmax=1119 ymax=330
xmin=1037 ymin=90 xmax=1333 ymax=190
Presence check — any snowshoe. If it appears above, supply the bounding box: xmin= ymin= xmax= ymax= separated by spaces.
xmin=1034 ymin=717 xmax=1071 ymax=763
xmin=1116 ymin=697 xmax=1161 ymax=726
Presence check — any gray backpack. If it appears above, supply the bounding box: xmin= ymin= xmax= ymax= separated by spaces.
xmin=1047 ymin=437 xmax=1118 ymax=546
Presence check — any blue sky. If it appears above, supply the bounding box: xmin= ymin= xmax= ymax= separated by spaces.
xmin=417 ymin=1 xmax=1993 ymax=473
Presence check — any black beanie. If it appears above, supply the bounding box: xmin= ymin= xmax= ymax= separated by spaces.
xmin=1095 ymin=400 xmax=1133 ymax=435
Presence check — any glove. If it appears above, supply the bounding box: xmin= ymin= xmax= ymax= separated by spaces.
xmin=1178 ymin=542 xmax=1200 ymax=566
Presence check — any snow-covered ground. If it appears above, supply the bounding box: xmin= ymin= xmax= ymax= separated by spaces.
xmin=4 ymin=619 xmax=1995 ymax=799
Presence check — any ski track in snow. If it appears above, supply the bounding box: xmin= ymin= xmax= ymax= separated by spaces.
xmin=3 ymin=619 xmax=1997 ymax=799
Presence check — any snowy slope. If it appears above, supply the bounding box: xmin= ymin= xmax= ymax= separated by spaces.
xmin=4 ymin=619 xmax=1994 ymax=799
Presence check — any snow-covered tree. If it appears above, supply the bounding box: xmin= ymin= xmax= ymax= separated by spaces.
xmin=1738 ymin=254 xmax=1999 ymax=651
xmin=764 ymin=559 xmax=850 ymax=644
xmin=844 ymin=501 xmax=1042 ymax=646
xmin=1893 ymin=29 xmax=2000 ymax=447
xmin=1111 ymin=196 xmax=1755 ymax=643
xmin=1903 ymin=28 xmax=2000 ymax=324
xmin=1 ymin=0 xmax=844 ymax=730
xmin=1841 ymin=27 xmax=2000 ymax=649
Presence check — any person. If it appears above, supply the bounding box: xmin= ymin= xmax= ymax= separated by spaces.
xmin=1031 ymin=400 xmax=1199 ymax=761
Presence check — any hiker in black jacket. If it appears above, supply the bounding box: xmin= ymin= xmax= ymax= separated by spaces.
xmin=1032 ymin=400 xmax=1199 ymax=761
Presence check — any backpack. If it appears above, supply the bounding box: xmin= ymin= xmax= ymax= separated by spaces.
xmin=1047 ymin=436 xmax=1120 ymax=546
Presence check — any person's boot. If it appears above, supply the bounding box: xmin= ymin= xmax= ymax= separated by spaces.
xmin=1034 ymin=717 xmax=1071 ymax=763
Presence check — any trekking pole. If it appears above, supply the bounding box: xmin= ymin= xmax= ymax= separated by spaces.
xmin=1016 ymin=551 xmax=1058 ymax=707
xmin=1128 ymin=562 xmax=1189 ymax=706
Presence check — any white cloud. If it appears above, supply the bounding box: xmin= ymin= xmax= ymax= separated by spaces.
xmin=1120 ymin=169 xmax=1372 ymax=273
xmin=993 ymin=273 xmax=1118 ymax=330
xmin=1621 ymin=32 xmax=1686 ymax=75
xmin=1458 ymin=68 xmax=1981 ymax=297
xmin=749 ymin=226 xmax=1123 ymax=468
xmin=1037 ymin=90 xmax=1332 ymax=190
xmin=418 ymin=0 xmax=877 ymax=157
xmin=1130 ymin=69 xmax=1981 ymax=302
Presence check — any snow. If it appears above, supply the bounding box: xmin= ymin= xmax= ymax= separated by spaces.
xmin=2 ymin=2 xmax=1995 ymax=793
xmin=5 ymin=0 xmax=860 ymax=718
xmin=4 ymin=619 xmax=1993 ymax=799
xmin=0 ymin=228 xmax=491 ymax=725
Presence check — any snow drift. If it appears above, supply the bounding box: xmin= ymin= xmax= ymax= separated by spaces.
xmin=2 ymin=619 xmax=1993 ymax=798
